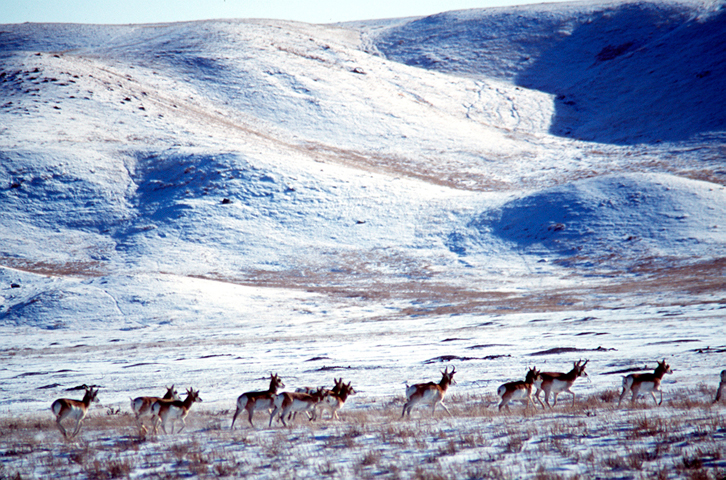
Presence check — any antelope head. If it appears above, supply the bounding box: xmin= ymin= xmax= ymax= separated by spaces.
xmin=441 ymin=366 xmax=457 ymax=386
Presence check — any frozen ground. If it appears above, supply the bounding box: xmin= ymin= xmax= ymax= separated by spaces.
xmin=0 ymin=0 xmax=725 ymax=478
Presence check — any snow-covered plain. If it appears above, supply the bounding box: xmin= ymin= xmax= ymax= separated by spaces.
xmin=1 ymin=0 xmax=725 ymax=477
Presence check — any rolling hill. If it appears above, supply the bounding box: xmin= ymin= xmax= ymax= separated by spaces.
xmin=0 ymin=0 xmax=724 ymax=436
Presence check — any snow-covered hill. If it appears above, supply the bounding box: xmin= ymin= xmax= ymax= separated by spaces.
xmin=0 ymin=0 xmax=724 ymax=433
xmin=371 ymin=0 xmax=726 ymax=144
xmin=456 ymin=173 xmax=726 ymax=264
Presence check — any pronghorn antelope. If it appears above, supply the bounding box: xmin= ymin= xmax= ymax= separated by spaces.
xmin=231 ymin=373 xmax=285 ymax=429
xmin=401 ymin=366 xmax=456 ymax=418
xmin=269 ymin=388 xmax=326 ymax=427
xmin=291 ymin=381 xmax=335 ymax=421
xmin=151 ymin=387 xmax=202 ymax=434
xmin=715 ymin=370 xmax=726 ymax=404
xmin=618 ymin=359 xmax=673 ymax=407
xmin=316 ymin=378 xmax=356 ymax=420
xmin=289 ymin=378 xmax=355 ymax=422
xmin=295 ymin=385 xmax=333 ymax=398
xmin=534 ymin=360 xmax=589 ymax=409
xmin=497 ymin=367 xmax=541 ymax=412
xmin=130 ymin=385 xmax=180 ymax=434
xmin=50 ymin=385 xmax=99 ymax=439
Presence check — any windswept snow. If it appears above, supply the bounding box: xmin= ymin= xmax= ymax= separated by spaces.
xmin=0 ymin=0 xmax=725 ymax=477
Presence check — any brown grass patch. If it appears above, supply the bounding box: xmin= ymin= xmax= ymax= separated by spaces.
xmin=0 ymin=256 xmax=106 ymax=277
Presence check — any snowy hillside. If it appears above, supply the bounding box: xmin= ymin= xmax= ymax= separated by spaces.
xmin=1 ymin=0 xmax=726 ymax=477
xmin=371 ymin=0 xmax=726 ymax=144
xmin=0 ymin=0 xmax=725 ymax=458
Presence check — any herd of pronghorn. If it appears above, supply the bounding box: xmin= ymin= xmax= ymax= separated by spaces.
xmin=50 ymin=360 xmax=726 ymax=440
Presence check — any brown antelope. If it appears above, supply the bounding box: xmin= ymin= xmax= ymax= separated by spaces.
xmin=316 ymin=378 xmax=357 ymax=420
xmin=269 ymin=388 xmax=326 ymax=427
xmin=50 ymin=385 xmax=99 ymax=439
xmin=497 ymin=367 xmax=541 ymax=412
xmin=534 ymin=360 xmax=589 ymax=409
xmin=291 ymin=381 xmax=335 ymax=421
xmin=231 ymin=373 xmax=285 ymax=429
xmin=618 ymin=359 xmax=673 ymax=407
xmin=401 ymin=366 xmax=456 ymax=418
xmin=295 ymin=385 xmax=333 ymax=397
xmin=151 ymin=388 xmax=202 ymax=434
xmin=715 ymin=370 xmax=726 ymax=404
xmin=130 ymin=385 xmax=180 ymax=434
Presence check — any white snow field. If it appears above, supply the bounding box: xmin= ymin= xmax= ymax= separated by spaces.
xmin=1 ymin=0 xmax=725 ymax=478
